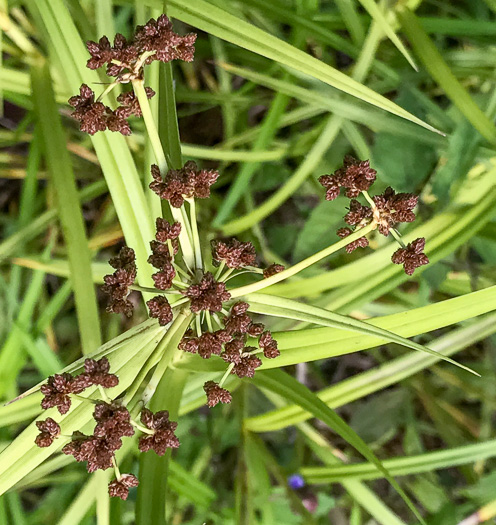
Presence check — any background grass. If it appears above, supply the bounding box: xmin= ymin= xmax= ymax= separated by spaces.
xmin=1 ymin=0 xmax=496 ymax=523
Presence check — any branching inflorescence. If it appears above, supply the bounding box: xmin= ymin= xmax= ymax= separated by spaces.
xmin=41 ymin=13 xmax=430 ymax=501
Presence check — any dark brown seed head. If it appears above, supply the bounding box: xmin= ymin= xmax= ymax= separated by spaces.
xmin=155 ymin=218 xmax=181 ymax=243
xmin=212 ymin=238 xmax=257 ymax=269
xmin=68 ymin=84 xmax=108 ymax=135
xmin=182 ymin=272 xmax=231 ymax=313
xmin=138 ymin=408 xmax=180 ymax=456
xmin=319 ymin=156 xmax=376 ymax=200
xmin=373 ymin=187 xmax=418 ymax=236
xmin=149 ymin=161 xmax=219 ymax=206
xmin=336 ymin=227 xmax=369 ymax=253
xmin=103 ymin=248 xmax=137 ymax=317
xmin=134 ymin=15 xmax=197 ymax=63
xmin=83 ymin=357 xmax=119 ymax=389
xmin=203 ymin=381 xmax=232 ymax=408
xmin=35 ymin=418 xmax=61 ymax=448
xmin=147 ymin=296 xmax=173 ymax=326
xmin=116 ymin=87 xmax=155 ymax=118
xmin=391 ymin=237 xmax=429 ymax=276
xmin=258 ymin=331 xmax=280 ymax=359
xmin=93 ymin=402 xmax=134 ymax=441
xmin=62 ymin=433 xmax=120 ymax=473
xmin=232 ymin=354 xmax=263 ymax=378
xmin=221 ymin=338 xmax=244 ymax=364
xmin=40 ymin=373 xmax=74 ymax=415
xmin=108 ymin=474 xmax=139 ymax=500
xmin=344 ymin=199 xmax=373 ymax=226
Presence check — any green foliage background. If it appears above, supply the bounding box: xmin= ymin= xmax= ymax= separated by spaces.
xmin=1 ymin=0 xmax=496 ymax=523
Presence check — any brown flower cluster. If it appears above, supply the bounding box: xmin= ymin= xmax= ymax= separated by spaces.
xmin=86 ymin=15 xmax=196 ymax=78
xmin=319 ymin=156 xmax=429 ymax=274
xmin=319 ymin=156 xmax=376 ymax=201
xmin=35 ymin=418 xmax=61 ymax=448
xmin=108 ymin=474 xmax=139 ymax=500
xmin=179 ymin=300 xmax=279 ymax=407
xmin=138 ymin=409 xmax=180 ymax=455
xmin=391 ymin=237 xmax=429 ymax=275
xmin=35 ymin=357 xmax=179 ymax=500
xmin=68 ymin=84 xmax=155 ymax=136
xmin=40 ymin=358 xmax=117 ymax=415
xmin=102 ymin=247 xmax=137 ymax=318
xmin=70 ymin=14 xmax=194 ymax=135
xmin=212 ymin=239 xmax=257 ymax=269
xmin=182 ymin=272 xmax=231 ymax=313
xmin=149 ymin=161 xmax=220 ymax=207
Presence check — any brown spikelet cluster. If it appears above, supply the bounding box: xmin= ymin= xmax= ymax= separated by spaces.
xmin=212 ymin=239 xmax=257 ymax=269
xmin=86 ymin=15 xmax=196 ymax=76
xmin=138 ymin=409 xmax=180 ymax=455
xmin=182 ymin=272 xmax=231 ymax=313
xmin=102 ymin=247 xmax=137 ymax=317
xmin=68 ymin=84 xmax=155 ymax=136
xmin=319 ymin=156 xmax=376 ymax=201
xmin=203 ymin=381 xmax=232 ymax=408
xmin=319 ymin=156 xmax=428 ymax=275
xmin=149 ymin=161 xmax=220 ymax=207
xmin=108 ymin=474 xmax=139 ymax=500
xmin=70 ymin=14 xmax=195 ymax=135
xmin=36 ymin=356 xmax=178 ymax=500
xmin=391 ymin=237 xmax=429 ymax=275
xmin=178 ymin=299 xmax=279 ymax=404
xmin=337 ymin=227 xmax=369 ymax=253
xmin=35 ymin=418 xmax=61 ymax=448
xmin=108 ymin=474 xmax=140 ymax=500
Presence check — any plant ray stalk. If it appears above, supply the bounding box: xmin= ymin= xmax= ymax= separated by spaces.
xmin=229 ymin=220 xmax=377 ymax=297
xmin=132 ymin=78 xmax=196 ymax=269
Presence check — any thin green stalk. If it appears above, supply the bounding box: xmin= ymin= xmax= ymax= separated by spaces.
xmin=187 ymin=198 xmax=203 ymax=269
xmin=132 ymin=78 xmax=195 ymax=269
xmin=229 ymin=221 xmax=376 ymax=297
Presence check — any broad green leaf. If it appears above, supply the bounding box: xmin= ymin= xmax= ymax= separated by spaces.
xmin=246 ymin=313 xmax=496 ymax=432
xmin=247 ymin=293 xmax=477 ymax=374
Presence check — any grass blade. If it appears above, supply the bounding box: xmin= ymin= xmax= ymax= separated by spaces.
xmin=31 ymin=59 xmax=101 ymax=354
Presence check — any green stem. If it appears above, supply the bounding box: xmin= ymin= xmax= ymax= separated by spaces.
xmin=131 ymin=419 xmax=155 ymax=435
xmin=206 ymin=312 xmax=213 ymax=332
xmin=219 ymin=363 xmax=235 ymax=387
xmin=391 ymin=229 xmax=406 ymax=248
xmin=187 ymin=198 xmax=203 ymax=270
xmin=214 ymin=261 xmax=226 ymax=280
xmin=132 ymin=78 xmax=170 ymax=170
xmin=98 ymin=385 xmax=111 ymax=404
xmin=220 ymin=268 xmax=235 ymax=282
xmin=229 ymin=221 xmax=376 ymax=298
xmin=112 ymin=457 xmax=122 ymax=481
xmin=132 ymin=78 xmax=196 ymax=269
xmin=362 ymin=190 xmax=375 ymax=208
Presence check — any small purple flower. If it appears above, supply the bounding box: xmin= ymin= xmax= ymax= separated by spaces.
xmin=288 ymin=474 xmax=305 ymax=490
